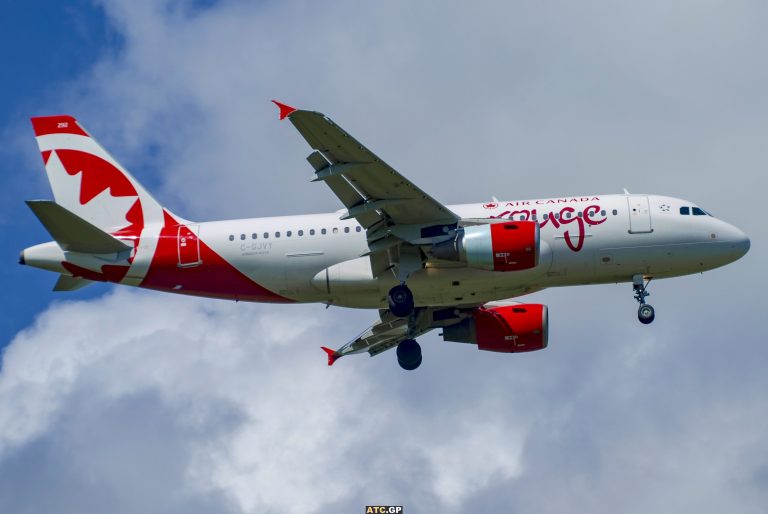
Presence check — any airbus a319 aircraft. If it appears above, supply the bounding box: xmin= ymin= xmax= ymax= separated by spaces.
xmin=20 ymin=102 xmax=750 ymax=370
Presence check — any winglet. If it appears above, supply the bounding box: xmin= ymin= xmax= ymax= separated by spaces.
xmin=321 ymin=346 xmax=339 ymax=366
xmin=272 ymin=100 xmax=297 ymax=120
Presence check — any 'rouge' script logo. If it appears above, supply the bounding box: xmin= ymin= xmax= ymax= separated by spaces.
xmin=492 ymin=204 xmax=607 ymax=252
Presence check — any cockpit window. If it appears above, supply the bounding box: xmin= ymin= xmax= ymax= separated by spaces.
xmin=680 ymin=206 xmax=690 ymax=215
xmin=692 ymin=207 xmax=709 ymax=216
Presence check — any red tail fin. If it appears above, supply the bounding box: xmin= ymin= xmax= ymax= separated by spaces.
xmin=321 ymin=346 xmax=339 ymax=366
xmin=30 ymin=115 xmax=166 ymax=233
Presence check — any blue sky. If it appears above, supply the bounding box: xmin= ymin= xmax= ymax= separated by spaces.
xmin=1 ymin=1 xmax=119 ymax=351
xmin=0 ymin=1 xmax=766 ymax=513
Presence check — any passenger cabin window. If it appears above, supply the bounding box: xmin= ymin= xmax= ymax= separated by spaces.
xmin=298 ymin=230 xmax=304 ymax=236
xmin=229 ymin=235 xmax=234 ymax=241
xmin=263 ymin=232 xmax=269 ymax=239
xmin=680 ymin=206 xmax=690 ymax=215
xmin=344 ymin=226 xmax=350 ymax=233
xmin=321 ymin=228 xmax=327 ymax=235
xmin=356 ymin=226 xmax=362 ymax=232
xmin=612 ymin=209 xmax=618 ymax=215
xmin=275 ymin=232 xmax=280 ymax=238
xmin=310 ymin=229 xmax=316 ymax=236
xmin=252 ymin=233 xmax=257 ymax=239
xmin=240 ymin=234 xmax=245 ymax=240
xmin=287 ymin=231 xmax=292 ymax=237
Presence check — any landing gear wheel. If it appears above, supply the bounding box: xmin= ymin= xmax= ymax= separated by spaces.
xmin=388 ymin=284 xmax=414 ymax=318
xmin=638 ymin=304 xmax=655 ymax=324
xmin=397 ymin=339 xmax=422 ymax=370
xmin=632 ymin=275 xmax=655 ymax=325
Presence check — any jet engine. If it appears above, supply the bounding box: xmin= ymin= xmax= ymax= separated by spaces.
xmin=443 ymin=304 xmax=548 ymax=352
xmin=431 ymin=221 xmax=539 ymax=271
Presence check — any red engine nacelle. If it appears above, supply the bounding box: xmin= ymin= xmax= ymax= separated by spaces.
xmin=432 ymin=221 xmax=539 ymax=272
xmin=442 ymin=304 xmax=548 ymax=353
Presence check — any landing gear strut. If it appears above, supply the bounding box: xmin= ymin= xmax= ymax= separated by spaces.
xmin=397 ymin=339 xmax=422 ymax=370
xmin=388 ymin=284 xmax=414 ymax=318
xmin=633 ymin=275 xmax=655 ymax=324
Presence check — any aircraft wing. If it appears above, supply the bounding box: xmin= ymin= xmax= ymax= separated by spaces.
xmin=321 ymin=314 xmax=412 ymax=365
xmin=274 ymin=101 xmax=459 ymax=231
xmin=321 ymin=307 xmax=472 ymax=365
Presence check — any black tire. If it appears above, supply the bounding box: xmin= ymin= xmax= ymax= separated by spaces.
xmin=397 ymin=339 xmax=422 ymax=370
xmin=399 ymin=355 xmax=422 ymax=371
xmin=638 ymin=304 xmax=655 ymax=324
xmin=388 ymin=284 xmax=414 ymax=318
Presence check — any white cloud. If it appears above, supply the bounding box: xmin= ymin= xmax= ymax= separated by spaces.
xmin=0 ymin=289 xmax=533 ymax=513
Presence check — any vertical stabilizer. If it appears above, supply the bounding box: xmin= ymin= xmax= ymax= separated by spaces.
xmin=30 ymin=116 xmax=167 ymax=240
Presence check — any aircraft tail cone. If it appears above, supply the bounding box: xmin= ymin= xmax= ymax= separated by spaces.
xmin=19 ymin=250 xmax=25 ymax=265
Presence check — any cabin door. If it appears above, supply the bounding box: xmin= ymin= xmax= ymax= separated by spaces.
xmin=626 ymin=196 xmax=653 ymax=234
xmin=178 ymin=224 xmax=202 ymax=267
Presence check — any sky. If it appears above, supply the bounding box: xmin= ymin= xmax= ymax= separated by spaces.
xmin=1 ymin=0 xmax=766 ymax=512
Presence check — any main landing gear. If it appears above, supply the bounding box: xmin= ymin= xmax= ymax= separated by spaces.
xmin=388 ymin=284 xmax=414 ymax=318
xmin=388 ymin=283 xmax=421 ymax=369
xmin=633 ymin=274 xmax=655 ymax=324
xmin=387 ymin=283 xmax=423 ymax=369
xmin=397 ymin=339 xmax=422 ymax=370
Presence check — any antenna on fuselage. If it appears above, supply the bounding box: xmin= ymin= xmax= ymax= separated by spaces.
xmin=623 ymin=188 xmax=630 ymax=195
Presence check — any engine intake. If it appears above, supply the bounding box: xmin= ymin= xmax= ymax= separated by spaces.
xmin=432 ymin=221 xmax=539 ymax=271
xmin=443 ymin=304 xmax=548 ymax=353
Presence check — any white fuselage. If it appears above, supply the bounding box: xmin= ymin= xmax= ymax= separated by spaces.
xmin=189 ymin=193 xmax=749 ymax=308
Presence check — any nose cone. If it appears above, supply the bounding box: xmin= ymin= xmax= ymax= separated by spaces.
xmin=724 ymin=225 xmax=750 ymax=261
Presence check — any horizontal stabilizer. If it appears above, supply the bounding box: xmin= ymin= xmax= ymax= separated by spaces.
xmin=53 ymin=274 xmax=93 ymax=292
xmin=26 ymin=200 xmax=131 ymax=254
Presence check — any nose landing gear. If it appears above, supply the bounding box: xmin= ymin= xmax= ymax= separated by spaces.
xmin=633 ymin=274 xmax=655 ymax=324
xmin=638 ymin=303 xmax=655 ymax=324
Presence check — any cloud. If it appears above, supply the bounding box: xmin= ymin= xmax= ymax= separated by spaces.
xmin=0 ymin=290 xmax=533 ymax=513
xmin=2 ymin=284 xmax=767 ymax=513
xmin=4 ymin=0 xmax=768 ymax=512
xmin=53 ymin=0 xmax=768 ymax=222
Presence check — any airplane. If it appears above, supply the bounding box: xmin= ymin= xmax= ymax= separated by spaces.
xmin=19 ymin=102 xmax=750 ymax=370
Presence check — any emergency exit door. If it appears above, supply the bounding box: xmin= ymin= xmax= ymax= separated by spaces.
xmin=626 ymin=196 xmax=653 ymax=234
xmin=178 ymin=224 xmax=202 ymax=267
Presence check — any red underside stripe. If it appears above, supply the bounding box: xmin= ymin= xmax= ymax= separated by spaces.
xmin=140 ymin=211 xmax=293 ymax=303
